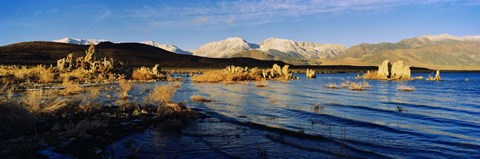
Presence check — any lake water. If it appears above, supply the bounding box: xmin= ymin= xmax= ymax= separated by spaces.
xmin=106 ymin=72 xmax=480 ymax=159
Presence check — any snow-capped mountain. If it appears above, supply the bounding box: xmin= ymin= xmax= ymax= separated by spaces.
xmin=191 ymin=37 xmax=345 ymax=60
xmin=52 ymin=38 xmax=191 ymax=55
xmin=53 ymin=38 xmax=109 ymax=45
xmin=142 ymin=41 xmax=192 ymax=55
xmin=259 ymin=37 xmax=346 ymax=59
xmin=417 ymin=34 xmax=480 ymax=42
xmin=192 ymin=37 xmax=259 ymax=58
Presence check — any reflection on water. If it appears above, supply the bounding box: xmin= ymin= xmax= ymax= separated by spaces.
xmin=107 ymin=72 xmax=480 ymax=158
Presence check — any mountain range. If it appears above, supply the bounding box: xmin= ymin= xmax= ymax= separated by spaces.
xmin=43 ymin=34 xmax=480 ymax=70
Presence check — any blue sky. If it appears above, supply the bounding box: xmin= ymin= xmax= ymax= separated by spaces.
xmin=1 ymin=0 xmax=479 ymax=50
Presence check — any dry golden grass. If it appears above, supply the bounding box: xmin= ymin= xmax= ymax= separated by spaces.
xmin=118 ymin=78 xmax=132 ymax=99
xmin=0 ymin=65 xmax=56 ymax=83
xmin=38 ymin=67 xmax=55 ymax=83
xmin=397 ymin=85 xmax=415 ymax=92
xmin=59 ymin=69 xmax=87 ymax=81
xmin=190 ymin=95 xmax=212 ymax=102
xmin=147 ymin=84 xmax=176 ymax=104
xmin=22 ymin=89 xmax=67 ymax=113
xmin=172 ymin=81 xmax=182 ymax=88
xmin=255 ymin=79 xmax=268 ymax=87
xmin=0 ymin=83 xmax=15 ymax=100
xmin=59 ymin=78 xmax=83 ymax=95
xmin=361 ymin=71 xmax=385 ymax=80
xmin=191 ymin=71 xmax=226 ymax=83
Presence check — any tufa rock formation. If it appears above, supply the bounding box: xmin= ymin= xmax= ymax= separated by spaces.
xmin=390 ymin=60 xmax=411 ymax=80
xmin=369 ymin=60 xmax=411 ymax=80
xmin=306 ymin=69 xmax=316 ymax=78
xmin=376 ymin=60 xmax=391 ymax=80
xmin=56 ymin=43 xmax=114 ymax=75
xmin=427 ymin=70 xmax=442 ymax=81
xmin=262 ymin=64 xmax=293 ymax=80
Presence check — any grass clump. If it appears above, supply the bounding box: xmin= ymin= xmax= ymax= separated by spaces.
xmin=360 ymin=71 xmax=385 ymax=80
xmin=22 ymin=89 xmax=67 ymax=113
xmin=172 ymin=81 xmax=182 ymax=88
xmin=397 ymin=85 xmax=415 ymax=92
xmin=190 ymin=95 xmax=212 ymax=102
xmin=0 ymin=82 xmax=15 ymax=100
xmin=255 ymin=79 xmax=268 ymax=87
xmin=147 ymin=84 xmax=176 ymax=104
xmin=118 ymin=78 xmax=132 ymax=100
xmin=59 ymin=78 xmax=84 ymax=95
xmin=325 ymin=83 xmax=339 ymax=89
xmin=347 ymin=82 xmax=371 ymax=91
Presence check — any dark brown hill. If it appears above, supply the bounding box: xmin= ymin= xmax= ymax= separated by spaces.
xmin=0 ymin=41 xmax=288 ymax=68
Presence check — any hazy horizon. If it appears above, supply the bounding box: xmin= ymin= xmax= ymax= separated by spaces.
xmin=1 ymin=0 xmax=480 ymax=50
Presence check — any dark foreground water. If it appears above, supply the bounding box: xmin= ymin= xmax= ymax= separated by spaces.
xmin=106 ymin=72 xmax=480 ymax=159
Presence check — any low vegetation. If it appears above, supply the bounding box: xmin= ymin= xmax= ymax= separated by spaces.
xmin=0 ymin=43 xmax=202 ymax=157
xmin=0 ymin=43 xmax=175 ymax=91
xmin=147 ymin=84 xmax=176 ymax=104
xmin=0 ymin=81 xmax=200 ymax=157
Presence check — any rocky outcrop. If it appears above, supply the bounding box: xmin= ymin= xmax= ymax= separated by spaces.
xmin=56 ymin=43 xmax=114 ymax=75
xmin=306 ymin=69 xmax=316 ymax=78
xmin=261 ymin=64 xmax=293 ymax=80
xmin=376 ymin=60 xmax=391 ymax=79
xmin=367 ymin=60 xmax=411 ymax=80
xmin=391 ymin=60 xmax=411 ymax=80
xmin=427 ymin=70 xmax=442 ymax=81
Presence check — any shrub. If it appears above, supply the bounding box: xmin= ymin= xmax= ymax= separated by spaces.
xmin=118 ymin=78 xmax=132 ymax=100
xmin=59 ymin=78 xmax=83 ymax=95
xmin=38 ymin=67 xmax=55 ymax=83
xmin=147 ymin=84 xmax=176 ymax=104
xmin=22 ymin=89 xmax=67 ymax=113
